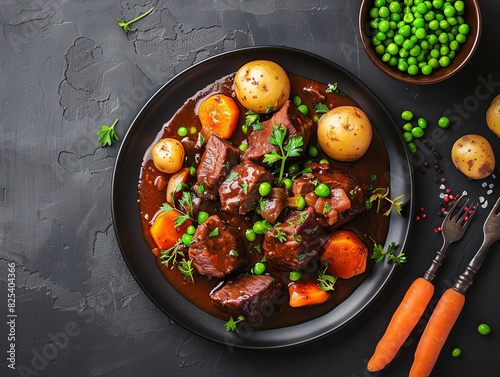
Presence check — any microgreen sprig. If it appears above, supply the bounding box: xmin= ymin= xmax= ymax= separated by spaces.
xmin=369 ymin=187 xmax=404 ymax=216
xmin=117 ymin=7 xmax=153 ymax=33
xmin=317 ymin=262 xmax=336 ymax=291
xmin=97 ymin=118 xmax=119 ymax=147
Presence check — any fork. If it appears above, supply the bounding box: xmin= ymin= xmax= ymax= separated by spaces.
xmin=367 ymin=195 xmax=477 ymax=373
xmin=410 ymin=197 xmax=500 ymax=377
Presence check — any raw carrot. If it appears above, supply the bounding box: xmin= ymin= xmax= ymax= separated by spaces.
xmin=288 ymin=280 xmax=330 ymax=307
xmin=367 ymin=277 xmax=434 ymax=372
xmin=319 ymin=229 xmax=368 ymax=279
xmin=198 ymin=94 xmax=240 ymax=140
xmin=409 ymin=288 xmax=465 ymax=377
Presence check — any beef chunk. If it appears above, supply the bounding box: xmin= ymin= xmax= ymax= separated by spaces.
xmin=263 ymin=207 xmax=329 ymax=270
xmin=188 ymin=215 xmax=242 ymax=278
xmin=194 ymin=134 xmax=240 ymax=200
xmin=293 ymin=162 xmax=365 ymax=226
xmin=210 ymin=274 xmax=282 ymax=323
xmin=218 ymin=160 xmax=273 ymax=215
xmin=242 ymin=100 xmax=313 ymax=164
xmin=259 ymin=187 xmax=288 ymax=224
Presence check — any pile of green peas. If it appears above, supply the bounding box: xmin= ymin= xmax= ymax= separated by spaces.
xmin=368 ymin=0 xmax=470 ymax=76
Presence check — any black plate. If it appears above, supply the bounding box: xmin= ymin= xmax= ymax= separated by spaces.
xmin=112 ymin=46 xmax=414 ymax=349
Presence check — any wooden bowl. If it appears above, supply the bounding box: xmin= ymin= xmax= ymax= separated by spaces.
xmin=359 ymin=0 xmax=482 ymax=84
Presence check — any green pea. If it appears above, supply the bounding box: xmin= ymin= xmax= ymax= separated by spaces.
xmin=398 ymin=60 xmax=409 ymax=72
xmin=411 ymin=126 xmax=424 ymax=138
xmin=387 ymin=42 xmax=399 ymax=55
xmin=177 ymin=126 xmax=188 ymax=137
xmin=379 ymin=20 xmax=390 ymax=33
xmin=282 ymin=178 xmax=293 ymax=190
xmin=403 ymin=132 xmax=413 ymax=143
xmin=197 ymin=211 xmax=209 ymax=224
xmin=379 ymin=6 xmax=390 ymax=17
xmin=443 ymin=4 xmax=456 ymax=17
xmin=402 ymin=122 xmax=413 ymax=131
xmin=454 ymin=1 xmax=465 ymax=13
xmin=417 ymin=117 xmax=428 ymax=129
xmin=288 ymin=163 xmax=300 ymax=175
xmin=289 ymin=271 xmax=302 ymax=281
xmin=458 ymin=23 xmax=470 ymax=35
xmin=315 ymin=183 xmax=330 ymax=198
xmin=245 ymin=228 xmax=256 ymax=242
xmin=253 ymin=262 xmax=266 ymax=275
xmin=439 ymin=55 xmax=451 ymax=67
xmin=241 ymin=123 xmax=248 ymax=134
xmin=421 ymin=64 xmax=433 ymax=75
xmin=451 ymin=347 xmax=461 ymax=357
xmin=239 ymin=143 xmax=248 ymax=152
xmin=189 ymin=126 xmax=197 ymax=134
xmin=437 ymin=116 xmax=450 ymax=128
xmin=182 ymin=233 xmax=193 ymax=246
xmin=296 ymin=196 xmax=306 ymax=210
xmin=407 ymin=64 xmax=419 ymax=75
xmin=478 ymin=323 xmax=491 ymax=336
xmin=401 ymin=110 xmax=414 ymax=121
xmin=253 ymin=221 xmax=266 ymax=235
xmin=308 ymin=145 xmax=319 ymax=158
xmin=408 ymin=142 xmax=417 ymax=153
xmin=297 ymin=104 xmax=309 ymax=115
xmin=186 ymin=225 xmax=196 ymax=235
xmin=293 ymin=95 xmax=302 ymax=107
xmin=259 ymin=182 xmax=272 ymax=197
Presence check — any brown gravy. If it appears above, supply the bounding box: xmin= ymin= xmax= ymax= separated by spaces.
xmin=137 ymin=73 xmax=390 ymax=330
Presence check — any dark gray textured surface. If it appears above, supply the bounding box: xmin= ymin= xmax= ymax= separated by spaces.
xmin=1 ymin=1 xmax=499 ymax=376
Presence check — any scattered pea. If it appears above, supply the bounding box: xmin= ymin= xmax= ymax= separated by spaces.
xmin=282 ymin=178 xmax=293 ymax=190
xmin=315 ymin=183 xmax=330 ymax=198
xmin=308 ymin=145 xmax=319 ymax=158
xmin=402 ymin=122 xmax=413 ymax=132
xmin=403 ymin=131 xmax=413 ymax=143
xmin=189 ymin=126 xmax=197 ymax=134
xmin=197 ymin=211 xmax=209 ymax=224
xmin=478 ymin=323 xmax=491 ymax=336
xmin=411 ymin=126 xmax=424 ymax=138
xmin=401 ymin=110 xmax=414 ymax=121
xmin=181 ymin=233 xmax=193 ymax=246
xmin=239 ymin=143 xmax=248 ymax=152
xmin=289 ymin=271 xmax=302 ymax=281
xmin=259 ymin=182 xmax=272 ymax=197
xmin=417 ymin=117 xmax=428 ymax=129
xmin=186 ymin=225 xmax=196 ymax=235
xmin=245 ymin=228 xmax=256 ymax=242
xmin=438 ymin=116 xmax=450 ymax=128
xmin=297 ymin=104 xmax=309 ymax=115
xmin=253 ymin=221 xmax=266 ymax=235
xmin=296 ymin=196 xmax=306 ymax=210
xmin=177 ymin=126 xmax=188 ymax=137
xmin=253 ymin=262 xmax=266 ymax=275
xmin=408 ymin=142 xmax=417 ymax=153
xmin=293 ymin=95 xmax=302 ymax=107
xmin=288 ymin=163 xmax=300 ymax=175
xmin=451 ymin=347 xmax=461 ymax=357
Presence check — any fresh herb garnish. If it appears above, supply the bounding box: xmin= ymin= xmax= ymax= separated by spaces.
xmin=263 ymin=124 xmax=303 ymax=185
xmin=244 ymin=110 xmax=262 ymax=131
xmin=225 ymin=315 xmax=245 ymax=332
xmin=314 ymin=102 xmax=329 ymax=114
xmin=317 ymin=262 xmax=336 ymax=291
xmin=178 ymin=259 xmax=195 ymax=283
xmin=117 ymin=7 xmax=153 ymax=33
xmin=209 ymin=227 xmax=220 ymax=237
xmin=97 ymin=118 xmax=119 ymax=147
xmin=371 ymin=241 xmax=407 ymax=265
xmin=160 ymin=242 xmax=185 ymax=267
xmin=273 ymin=228 xmax=287 ymax=243
xmin=369 ymin=187 xmax=404 ymax=216
xmin=326 ymin=82 xmax=345 ymax=96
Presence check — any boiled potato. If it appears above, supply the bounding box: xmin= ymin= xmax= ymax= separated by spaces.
xmin=451 ymin=134 xmax=495 ymax=179
xmin=486 ymin=94 xmax=500 ymax=138
xmin=151 ymin=138 xmax=185 ymax=174
xmin=317 ymin=106 xmax=372 ymax=162
xmin=233 ymin=60 xmax=290 ymax=113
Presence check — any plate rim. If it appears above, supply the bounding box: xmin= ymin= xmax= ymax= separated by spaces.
xmin=111 ymin=45 xmax=415 ymax=349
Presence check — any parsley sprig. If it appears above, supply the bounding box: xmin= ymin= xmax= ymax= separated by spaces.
xmin=263 ymin=124 xmax=303 ymax=185
xmin=225 ymin=315 xmax=245 ymax=332
xmin=117 ymin=7 xmax=153 ymax=33
xmin=97 ymin=119 xmax=119 ymax=147
xmin=371 ymin=241 xmax=407 ymax=266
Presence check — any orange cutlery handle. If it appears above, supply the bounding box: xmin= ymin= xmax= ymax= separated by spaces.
xmin=367 ymin=277 xmax=434 ymax=372
xmin=409 ymin=288 xmax=465 ymax=377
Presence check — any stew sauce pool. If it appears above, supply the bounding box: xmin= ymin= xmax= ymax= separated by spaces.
xmin=138 ymin=72 xmax=390 ymax=330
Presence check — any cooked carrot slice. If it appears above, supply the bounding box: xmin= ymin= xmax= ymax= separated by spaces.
xmin=149 ymin=209 xmax=192 ymax=251
xmin=288 ymin=280 xmax=330 ymax=308
xmin=320 ymin=229 xmax=368 ymax=279
xmin=198 ymin=94 xmax=240 ymax=140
